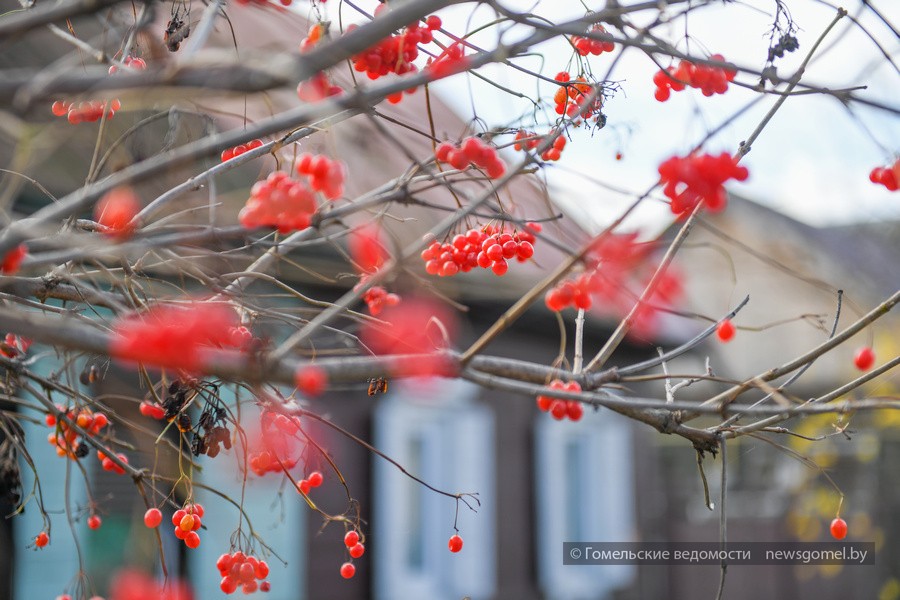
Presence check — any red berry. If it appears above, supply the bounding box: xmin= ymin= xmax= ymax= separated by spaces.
xmin=344 ymin=530 xmax=360 ymax=547
xmin=566 ymin=401 xmax=584 ymax=422
xmin=716 ymin=319 xmax=736 ymax=342
xmin=94 ymin=187 xmax=140 ymax=238
xmin=853 ymin=346 xmax=875 ymax=371
xmin=260 ymin=581 xmax=271 ymax=592
xmin=35 ymin=531 xmax=49 ymax=548
xmin=830 ymin=517 xmax=848 ymax=540
xmin=179 ymin=514 xmax=195 ymax=531
xmin=349 ymin=542 xmax=365 ymax=558
xmin=184 ymin=531 xmax=201 ymax=548
xmin=220 ymin=576 xmax=238 ymax=594
xmin=308 ymin=471 xmax=324 ymax=487
xmin=87 ymin=515 xmax=102 ymax=530
xmin=297 ymin=479 xmax=311 ymax=495
xmin=255 ymin=560 xmax=270 ymax=579
xmin=295 ymin=365 xmax=328 ymax=396
xmin=448 ymin=534 xmax=463 ymax=553
xmin=340 ymin=562 xmax=356 ymax=579
xmin=550 ymin=401 xmax=567 ymax=420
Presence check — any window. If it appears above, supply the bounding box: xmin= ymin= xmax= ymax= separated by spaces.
xmin=535 ymin=409 xmax=637 ymax=600
xmin=372 ymin=379 xmax=496 ymax=600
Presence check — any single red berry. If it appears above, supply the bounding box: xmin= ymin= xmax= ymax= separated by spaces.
xmin=448 ymin=534 xmax=463 ymax=553
xmin=179 ymin=513 xmax=195 ymax=531
xmin=295 ymin=365 xmax=328 ymax=396
xmin=830 ymin=517 xmax=848 ymax=540
xmin=853 ymin=346 xmax=875 ymax=371
xmin=184 ymin=531 xmax=201 ymax=548
xmin=344 ymin=530 xmax=360 ymax=547
xmin=255 ymin=560 xmax=270 ymax=579
xmin=297 ymin=479 xmax=311 ymax=495
xmin=340 ymin=562 xmax=356 ymax=579
xmin=220 ymin=576 xmax=238 ymax=594
xmin=35 ymin=531 xmax=49 ymax=548
xmin=260 ymin=581 xmax=271 ymax=592
xmin=87 ymin=515 xmax=102 ymax=530
xmin=308 ymin=471 xmax=324 ymax=487
xmin=349 ymin=542 xmax=365 ymax=558
xmin=716 ymin=319 xmax=736 ymax=342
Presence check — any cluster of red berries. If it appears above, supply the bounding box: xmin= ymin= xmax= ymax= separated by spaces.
xmin=571 ymin=24 xmax=615 ymax=56
xmin=296 ymin=470 xmax=324 ymax=495
xmin=552 ymin=72 xmax=603 ymax=121
xmin=94 ymin=186 xmax=140 ymax=238
xmin=536 ymin=379 xmax=585 ymax=421
xmin=240 ymin=172 xmax=318 ymax=233
xmin=297 ymin=71 xmax=343 ymax=103
xmin=171 ymin=503 xmax=205 ymax=549
xmin=658 ymin=152 xmax=749 ymax=215
xmin=248 ymin=410 xmax=304 ymax=476
xmin=51 ymin=99 xmax=121 ymax=124
xmin=545 ymin=275 xmax=593 ymax=311
xmin=111 ymin=303 xmax=240 ymax=372
xmin=542 ymin=133 xmax=567 ymax=162
xmin=349 ymin=13 xmax=441 ymax=81
xmin=51 ymin=57 xmax=146 ymax=124
xmin=0 ymin=244 xmax=27 ymax=274
xmin=96 ymin=449 xmax=129 ymax=475
xmin=427 ymin=43 xmax=468 ymax=80
xmin=340 ymin=530 xmax=366 ymax=579
xmin=854 ymin=346 xmax=875 ymax=371
xmin=295 ymin=364 xmax=328 ymax=396
xmin=513 ymin=130 xmax=540 ymax=152
xmin=420 ymin=223 xmax=539 ymax=278
xmin=435 ymin=137 xmax=507 ymax=179
xmin=295 ymin=153 xmax=345 ymax=200
xmin=653 ymin=55 xmax=736 ymax=102
xmin=358 ymin=283 xmax=401 ymax=316
xmin=1 ymin=333 xmax=31 ymax=358
xmin=221 ymin=139 xmax=264 ymax=162
xmin=716 ymin=319 xmax=736 ymax=342
xmin=869 ymin=160 xmax=899 ymax=191
xmin=45 ymin=406 xmax=109 ymax=459
xmin=217 ymin=551 xmax=271 ymax=594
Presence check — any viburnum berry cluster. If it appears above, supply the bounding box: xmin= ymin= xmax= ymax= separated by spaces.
xmin=45 ymin=405 xmax=110 ymax=459
xmin=658 ymin=152 xmax=749 ymax=215
xmin=111 ymin=302 xmax=241 ymax=372
xmin=420 ymin=223 xmax=538 ymax=278
xmin=536 ymin=379 xmax=584 ymax=421
xmin=51 ymin=56 xmax=146 ymax=124
xmin=349 ymin=11 xmax=441 ymax=81
xmin=171 ymin=503 xmax=205 ymax=549
xmin=427 ymin=42 xmax=468 ymax=80
xmin=248 ymin=410 xmax=303 ymax=476
xmin=1 ymin=333 xmax=31 ymax=358
xmin=435 ymin=137 xmax=507 ymax=179
xmin=296 ymin=470 xmax=324 ymax=495
xmin=653 ymin=55 xmax=736 ymax=101
xmin=340 ymin=530 xmax=365 ymax=579
xmin=571 ymin=24 xmax=615 ymax=56
xmin=513 ymin=130 xmax=540 ymax=152
xmin=356 ymin=279 xmax=401 ymax=316
xmin=541 ymin=133 xmax=567 ymax=162
xmin=869 ymin=160 xmax=899 ymax=191
xmin=217 ymin=550 xmax=271 ymax=594
xmin=0 ymin=243 xmax=27 ymax=274
xmin=552 ymin=72 xmax=602 ymax=121
xmin=239 ymin=172 xmax=317 ymax=233
xmin=295 ymin=153 xmax=346 ymax=199
xmin=96 ymin=448 xmax=129 ymax=475
xmin=221 ymin=139 xmax=264 ymax=162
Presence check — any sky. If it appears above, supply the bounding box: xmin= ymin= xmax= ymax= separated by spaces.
xmin=322 ymin=0 xmax=899 ymax=232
